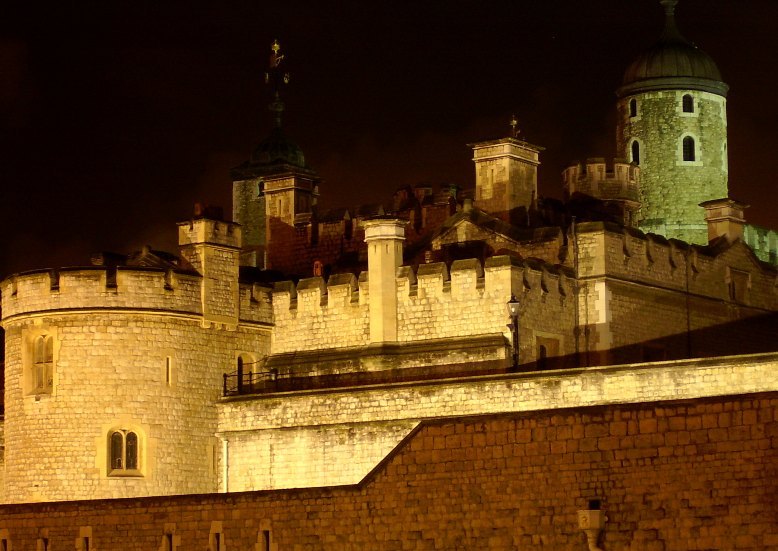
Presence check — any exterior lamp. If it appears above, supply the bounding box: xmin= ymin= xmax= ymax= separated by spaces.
xmin=506 ymin=294 xmax=520 ymax=370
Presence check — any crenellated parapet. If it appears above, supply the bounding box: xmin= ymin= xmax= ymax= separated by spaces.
xmin=575 ymin=221 xmax=778 ymax=306
xmin=563 ymin=158 xmax=639 ymax=204
xmin=1 ymin=267 xmax=203 ymax=320
xmin=1 ymin=266 xmax=274 ymax=326
xmin=270 ymin=255 xmax=575 ymax=357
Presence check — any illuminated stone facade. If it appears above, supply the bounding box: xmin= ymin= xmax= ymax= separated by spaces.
xmin=0 ymin=2 xmax=777 ymax=548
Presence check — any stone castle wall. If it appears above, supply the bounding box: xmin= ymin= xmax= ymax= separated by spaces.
xmin=216 ymin=351 xmax=778 ymax=493
xmin=271 ymin=256 xmax=576 ymax=363
xmin=1 ymin=389 xmax=774 ymax=549
xmin=0 ymin=267 xmax=271 ymax=503
xmin=574 ymin=223 xmax=778 ymax=363
xmin=563 ymin=158 xmax=639 ymax=202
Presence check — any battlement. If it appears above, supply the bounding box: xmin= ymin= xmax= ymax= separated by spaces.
xmin=0 ymin=267 xmax=273 ymax=324
xmin=563 ymin=157 xmax=639 ymax=202
xmin=574 ymin=221 xmax=778 ymax=309
xmin=271 ymin=255 xmax=574 ymax=355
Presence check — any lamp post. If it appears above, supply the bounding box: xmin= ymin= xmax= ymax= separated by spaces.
xmin=506 ymin=294 xmax=520 ymax=371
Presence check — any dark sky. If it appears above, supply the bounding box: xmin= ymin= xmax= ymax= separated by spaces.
xmin=1 ymin=0 xmax=777 ymax=278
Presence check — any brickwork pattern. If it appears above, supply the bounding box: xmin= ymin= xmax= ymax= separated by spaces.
xmin=216 ymin=352 xmax=778 ymax=492
xmin=0 ymin=393 xmax=775 ymax=550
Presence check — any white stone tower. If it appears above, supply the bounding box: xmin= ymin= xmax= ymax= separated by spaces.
xmin=616 ymin=0 xmax=729 ymax=245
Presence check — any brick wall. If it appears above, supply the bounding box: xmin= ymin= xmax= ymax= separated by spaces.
xmin=0 ymin=392 xmax=775 ymax=550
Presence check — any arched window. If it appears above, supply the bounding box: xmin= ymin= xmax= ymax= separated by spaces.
xmin=631 ymin=141 xmax=640 ymax=165
xmin=109 ymin=429 xmax=141 ymax=475
xmin=629 ymin=98 xmax=637 ymax=118
xmin=32 ymin=335 xmax=54 ymax=393
xmin=683 ymin=136 xmax=696 ymax=161
xmin=682 ymin=94 xmax=694 ymax=113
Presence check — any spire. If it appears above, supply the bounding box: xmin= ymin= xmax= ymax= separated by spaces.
xmin=264 ymin=39 xmax=290 ymax=129
xmin=659 ymin=0 xmax=685 ymax=43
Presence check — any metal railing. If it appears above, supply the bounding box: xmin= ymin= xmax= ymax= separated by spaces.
xmin=222 ymin=368 xmax=278 ymax=396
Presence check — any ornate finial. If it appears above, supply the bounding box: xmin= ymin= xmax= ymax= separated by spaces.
xmin=509 ymin=114 xmax=521 ymax=139
xmin=659 ymin=0 xmax=682 ymax=41
xmin=264 ymin=40 xmax=291 ymax=128
xmin=660 ymin=0 xmax=678 ymax=15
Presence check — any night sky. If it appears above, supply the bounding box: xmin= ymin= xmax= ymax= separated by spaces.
xmin=1 ymin=0 xmax=777 ymax=278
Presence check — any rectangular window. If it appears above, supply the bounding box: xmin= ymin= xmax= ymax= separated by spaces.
xmin=165 ymin=356 xmax=172 ymax=386
xmin=729 ymin=269 xmax=749 ymax=304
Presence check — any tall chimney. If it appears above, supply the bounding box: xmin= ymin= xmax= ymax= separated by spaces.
xmin=363 ymin=218 xmax=406 ymax=343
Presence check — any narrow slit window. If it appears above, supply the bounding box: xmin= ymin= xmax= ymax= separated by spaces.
xmin=683 ymin=136 xmax=695 ymax=161
xmin=629 ymin=98 xmax=637 ymax=117
xmin=631 ymin=141 xmax=640 ymax=165
xmin=682 ymin=94 xmax=694 ymax=113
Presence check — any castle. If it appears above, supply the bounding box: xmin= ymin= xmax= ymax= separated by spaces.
xmin=0 ymin=1 xmax=777 ymax=549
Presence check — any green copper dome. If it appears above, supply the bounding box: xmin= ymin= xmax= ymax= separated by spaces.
xmin=250 ymin=127 xmax=306 ymax=169
xmin=618 ymin=0 xmax=728 ymax=97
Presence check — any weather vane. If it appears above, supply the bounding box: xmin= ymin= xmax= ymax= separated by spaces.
xmin=265 ymin=40 xmax=290 ymax=91
xmin=509 ymin=114 xmax=521 ymax=139
xmin=264 ymin=39 xmax=291 ymax=128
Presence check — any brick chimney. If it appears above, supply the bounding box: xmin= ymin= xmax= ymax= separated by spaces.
xmin=699 ymin=198 xmax=748 ymax=244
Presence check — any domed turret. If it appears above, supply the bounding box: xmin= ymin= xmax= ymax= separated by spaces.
xmin=616 ymin=0 xmax=729 ymax=245
xmin=249 ymin=126 xmax=307 ymax=170
xmin=231 ymin=41 xmax=321 ymax=268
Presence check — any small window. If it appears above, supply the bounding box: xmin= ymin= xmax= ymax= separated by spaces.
xmin=631 ymin=141 xmax=640 ymax=165
xmin=728 ymin=269 xmax=749 ymax=304
xmin=38 ymin=538 xmax=49 ymax=551
xmin=683 ymin=136 xmax=695 ymax=161
xmin=682 ymin=94 xmax=694 ymax=113
xmin=629 ymin=98 xmax=637 ymax=118
xmin=535 ymin=336 xmax=560 ymax=370
xmin=165 ymin=356 xmax=172 ymax=386
xmin=32 ymin=335 xmax=54 ymax=394
xmin=109 ymin=429 xmax=141 ymax=475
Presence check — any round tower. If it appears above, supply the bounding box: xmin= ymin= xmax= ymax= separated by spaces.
xmin=616 ymin=0 xmax=729 ymax=245
xmin=0 ymin=217 xmax=272 ymax=503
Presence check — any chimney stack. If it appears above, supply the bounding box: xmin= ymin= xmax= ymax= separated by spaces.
xmin=700 ymin=198 xmax=748 ymax=244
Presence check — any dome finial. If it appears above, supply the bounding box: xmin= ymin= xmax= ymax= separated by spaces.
xmin=264 ymin=40 xmax=291 ymax=129
xmin=659 ymin=0 xmax=683 ymax=41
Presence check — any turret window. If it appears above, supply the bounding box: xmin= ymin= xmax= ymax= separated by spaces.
xmin=109 ymin=429 xmax=141 ymax=476
xmin=683 ymin=136 xmax=696 ymax=161
xmin=629 ymin=98 xmax=638 ymax=118
xmin=682 ymin=94 xmax=694 ymax=113
xmin=32 ymin=335 xmax=54 ymax=394
xmin=631 ymin=140 xmax=641 ymax=165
